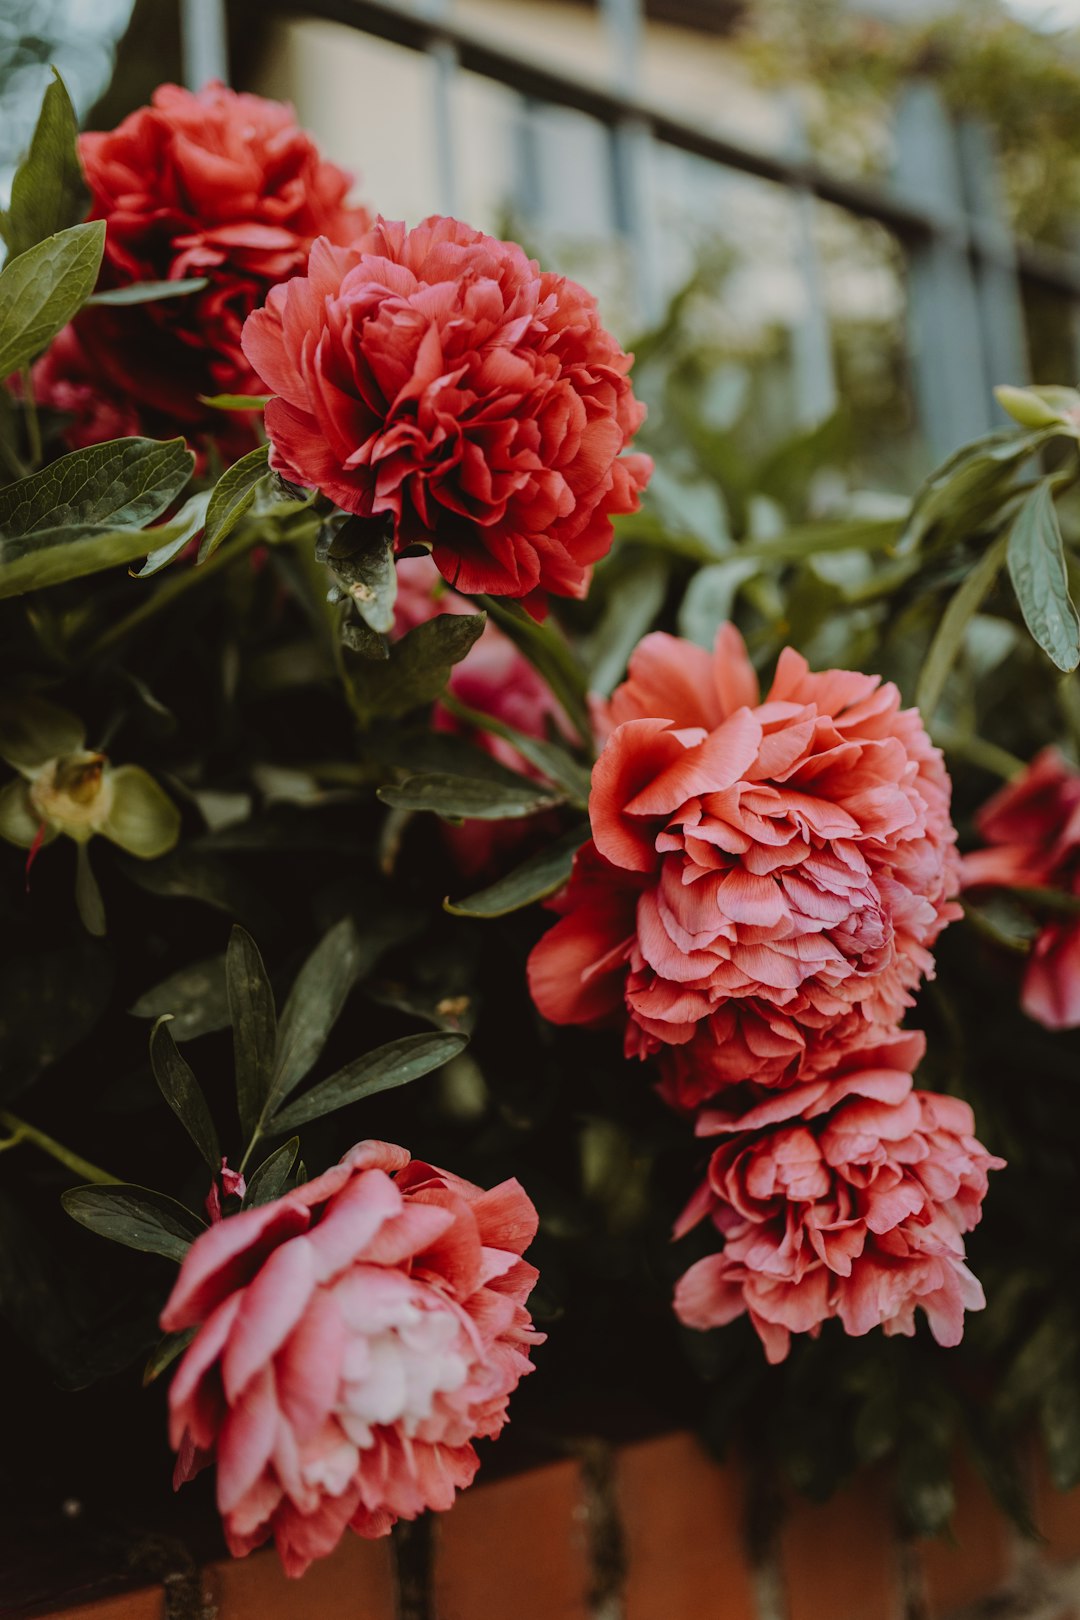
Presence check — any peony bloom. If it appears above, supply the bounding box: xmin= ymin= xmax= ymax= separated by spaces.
xmin=241 ymin=218 xmax=651 ymax=610
xmin=394 ymin=555 xmax=567 ymax=875
xmin=528 ymin=626 xmax=960 ymax=1107
xmin=963 ymin=748 xmax=1080 ymax=1029
xmin=673 ymin=1032 xmax=1002 ymax=1362
xmin=161 ymin=1140 xmax=544 ymax=1577
xmin=36 ymin=82 xmax=369 ymax=449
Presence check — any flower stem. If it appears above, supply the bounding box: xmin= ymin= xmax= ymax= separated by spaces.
xmin=0 ymin=1110 xmax=120 ymax=1184
xmin=83 ymin=528 xmax=257 ymax=661
xmin=20 ymin=368 xmax=42 ymax=470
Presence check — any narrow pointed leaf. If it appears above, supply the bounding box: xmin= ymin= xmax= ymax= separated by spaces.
xmin=1007 ymin=478 xmax=1080 ymax=673
xmin=62 ymin=1183 xmax=205 ymax=1262
xmin=270 ymin=1032 xmax=467 ymax=1134
xmin=198 ymin=442 xmax=270 ymax=562
xmin=476 ymin=595 xmax=591 ymax=740
xmin=242 ymin=1138 xmax=300 ymax=1208
xmin=88 ymin=277 xmax=208 ymax=306
xmin=201 ymin=393 xmax=272 ymax=412
xmin=131 ymin=491 xmax=210 ymax=577
xmin=129 ymin=955 xmax=230 ymax=1043
xmin=915 ymin=535 xmax=1008 ymax=716
xmin=0 ymin=221 xmax=105 ymax=377
xmin=143 ymin=1326 xmax=197 ymax=1385
xmin=227 ymin=925 xmax=277 ymax=1142
xmin=4 ymin=70 xmax=89 ymax=261
xmin=378 ymin=771 xmax=561 ymax=821
xmin=266 ymin=917 xmax=364 ymax=1114
xmin=149 ymin=1017 xmax=221 ymax=1173
xmin=445 ymin=824 xmax=587 ymax=917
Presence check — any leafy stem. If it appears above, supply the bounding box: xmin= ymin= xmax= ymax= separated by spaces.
xmin=0 ymin=1109 xmax=120 ymax=1184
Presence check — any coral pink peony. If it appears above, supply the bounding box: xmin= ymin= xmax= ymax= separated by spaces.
xmin=161 ymin=1140 xmax=543 ymax=1576
xmin=241 ymin=218 xmax=652 ymax=610
xmin=963 ymin=748 xmax=1080 ymax=1029
xmin=673 ymin=1031 xmax=1002 ymax=1362
xmin=37 ymin=82 xmax=369 ymax=448
xmin=528 ymin=626 xmax=960 ymax=1106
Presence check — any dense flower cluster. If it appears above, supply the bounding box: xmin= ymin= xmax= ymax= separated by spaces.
xmin=36 ymin=82 xmax=369 ymax=449
xmin=528 ymin=626 xmax=998 ymax=1358
xmin=162 ymin=1141 xmax=543 ymax=1577
xmin=242 ymin=217 xmax=652 ymax=610
xmin=963 ymin=748 xmax=1080 ymax=1029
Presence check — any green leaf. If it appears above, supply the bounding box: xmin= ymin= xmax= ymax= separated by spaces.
xmin=265 ymin=917 xmax=364 ymax=1117
xmin=129 ymin=955 xmax=230 ymax=1043
xmin=270 ymin=1032 xmax=467 ymax=1133
xmin=131 ymin=491 xmax=210 ymax=578
xmin=0 ymin=221 xmax=104 ymax=378
xmin=0 ymin=437 xmax=194 ymax=542
xmin=149 ymin=1017 xmax=221 ymax=1174
xmin=476 ymin=596 xmax=591 ymax=741
xmin=445 ymin=824 xmax=587 ymax=917
xmin=201 ymin=393 xmax=272 ymax=412
xmin=915 ymin=535 xmax=1008 ymax=716
xmin=143 ymin=1326 xmax=196 ymax=1386
xmin=198 ymin=442 xmax=270 ymax=562
xmin=345 ymin=612 xmax=485 ymax=721
xmin=436 ymin=696 xmax=592 ymax=804
xmin=4 ymin=70 xmax=89 ymax=262
xmin=899 ymin=427 xmax=1053 ymax=556
xmin=74 ymin=843 xmax=105 ymax=937
xmin=242 ymin=1138 xmax=299 ymax=1207
xmin=88 ymin=277 xmax=208 ymax=306
xmin=378 ymin=771 xmax=561 ymax=821
xmin=1007 ymin=478 xmax=1080 ymax=673
xmin=227 ymin=925 xmax=277 ymax=1144
xmin=585 ymin=552 xmax=669 ymax=696
xmin=62 ymin=1183 xmax=205 ymax=1263
xmin=319 ymin=515 xmax=397 ymax=635
xmin=678 ymin=559 xmax=759 ymax=648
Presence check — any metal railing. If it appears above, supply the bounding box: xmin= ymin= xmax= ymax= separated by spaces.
xmin=181 ymin=0 xmax=1080 ymax=460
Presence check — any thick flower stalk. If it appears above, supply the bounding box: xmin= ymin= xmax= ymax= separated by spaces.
xmin=528 ymin=626 xmax=961 ymax=1107
xmin=161 ymin=1141 xmax=544 ymax=1577
xmin=36 ymin=82 xmax=369 ymax=449
xmin=673 ymin=1032 xmax=1003 ymax=1362
xmin=241 ymin=217 xmax=652 ymax=610
xmin=963 ymin=747 xmax=1080 ymax=1029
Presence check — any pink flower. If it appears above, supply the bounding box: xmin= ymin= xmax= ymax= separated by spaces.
xmin=241 ymin=218 xmax=652 ymax=611
xmin=394 ymin=556 xmax=567 ymax=876
xmin=161 ymin=1140 xmax=544 ymax=1576
xmin=528 ymin=626 xmax=960 ymax=1106
xmin=37 ymin=82 xmax=369 ymax=449
xmin=673 ymin=1035 xmax=1002 ymax=1362
xmin=963 ymin=748 xmax=1080 ymax=1029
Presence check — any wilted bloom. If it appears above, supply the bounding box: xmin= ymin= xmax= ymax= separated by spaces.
xmin=394 ymin=555 xmax=568 ymax=875
xmin=0 ymin=696 xmax=180 ymax=861
xmin=36 ymin=82 xmax=369 ymax=448
xmin=161 ymin=1140 xmax=543 ymax=1577
xmin=963 ymin=747 xmax=1080 ymax=1029
xmin=673 ymin=1031 xmax=1002 ymax=1362
xmin=528 ymin=627 xmax=960 ymax=1106
xmin=242 ymin=218 xmax=651 ymax=610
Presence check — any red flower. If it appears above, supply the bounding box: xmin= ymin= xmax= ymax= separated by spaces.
xmin=241 ymin=218 xmax=652 ymax=610
xmin=162 ymin=1141 xmax=543 ymax=1577
xmin=37 ymin=82 xmax=369 ymax=449
xmin=528 ymin=627 xmax=960 ymax=1106
xmin=963 ymin=748 xmax=1080 ymax=1028
xmin=673 ymin=1033 xmax=1002 ymax=1362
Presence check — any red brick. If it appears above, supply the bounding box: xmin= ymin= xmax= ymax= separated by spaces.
xmin=617 ymin=1433 xmax=757 ymax=1620
xmin=206 ymin=1535 xmax=394 ymax=1620
xmin=435 ymin=1458 xmax=589 ymax=1620
xmin=783 ymin=1473 xmax=896 ymax=1620
xmin=917 ymin=1452 xmax=1010 ymax=1617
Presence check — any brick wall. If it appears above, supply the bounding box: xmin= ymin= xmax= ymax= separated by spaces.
xmin=31 ymin=1432 xmax=1080 ymax=1620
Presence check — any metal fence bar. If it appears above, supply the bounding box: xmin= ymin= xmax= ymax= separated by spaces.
xmin=258 ymin=0 xmax=1080 ymax=304
xmin=181 ymin=0 xmax=230 ymax=89
xmin=956 ymin=118 xmax=1032 ymax=411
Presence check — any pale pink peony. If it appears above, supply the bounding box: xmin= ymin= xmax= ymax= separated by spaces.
xmin=963 ymin=748 xmax=1080 ymax=1029
xmin=673 ymin=1032 xmax=1002 ymax=1362
xmin=528 ymin=626 xmax=961 ymax=1106
xmin=161 ymin=1140 xmax=543 ymax=1576
xmin=241 ymin=218 xmax=651 ymax=611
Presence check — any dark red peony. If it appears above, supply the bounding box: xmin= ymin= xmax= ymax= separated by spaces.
xmin=241 ymin=218 xmax=652 ymax=610
xmin=528 ymin=626 xmax=960 ymax=1107
xmin=35 ymin=82 xmax=369 ymax=448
